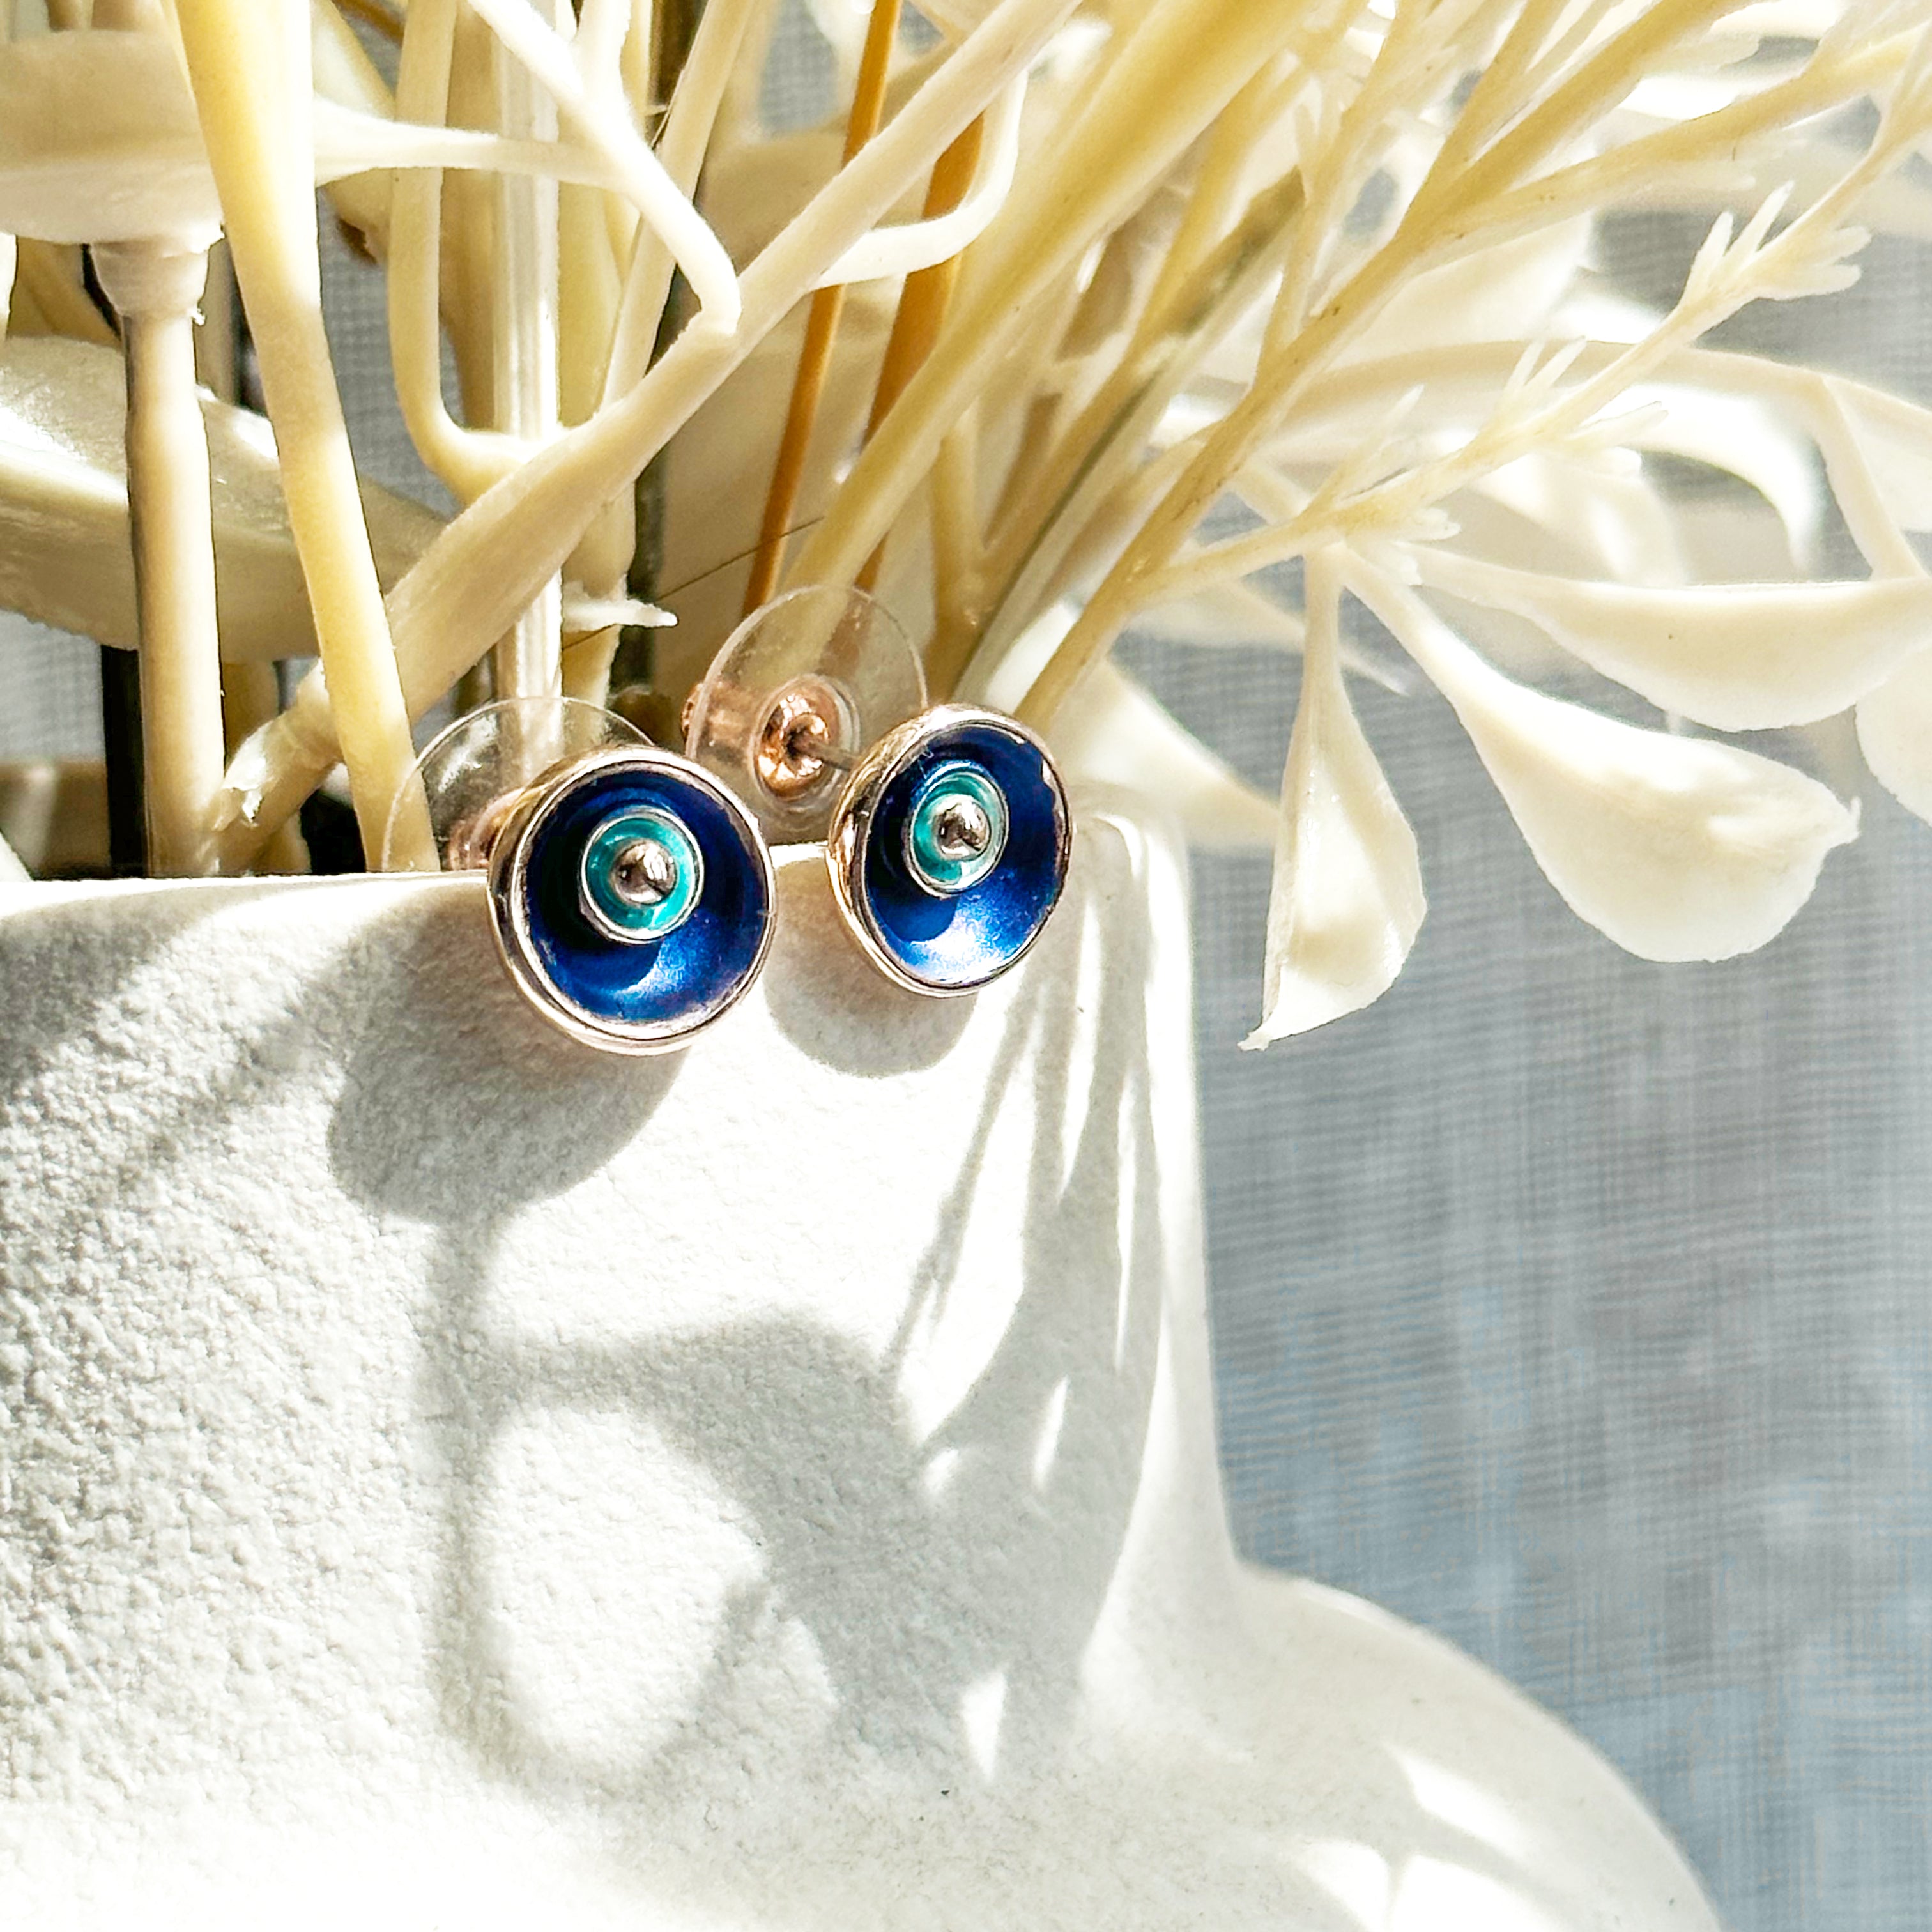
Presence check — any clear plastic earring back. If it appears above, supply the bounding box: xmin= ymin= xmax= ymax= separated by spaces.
xmin=380 ymin=697 xmax=647 ymax=873
xmin=684 ymin=585 xmax=925 ymax=843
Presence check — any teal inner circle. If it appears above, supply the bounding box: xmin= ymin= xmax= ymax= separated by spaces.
xmin=904 ymin=762 xmax=1009 ymax=897
xmin=579 ymin=806 xmax=703 ymax=940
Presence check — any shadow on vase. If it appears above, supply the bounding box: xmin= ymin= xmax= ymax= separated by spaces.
xmin=0 ymin=831 xmax=1709 ymax=1929
xmin=762 ymin=855 xmax=975 ymax=1077
xmin=0 ymin=878 xmax=303 ymax=1099
xmin=356 ymin=829 xmax=1172 ymax=1841
xmin=380 ymin=837 xmax=1635 ymax=1929
xmin=326 ymin=885 xmax=685 ymax=1216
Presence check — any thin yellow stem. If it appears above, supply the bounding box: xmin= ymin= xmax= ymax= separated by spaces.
xmin=788 ymin=0 xmax=1311 ymax=600
xmin=213 ymin=0 xmax=1078 ymax=871
xmin=1018 ymin=0 xmax=1761 ymax=730
xmin=856 ymin=112 xmax=986 ymax=595
xmin=744 ymin=0 xmax=904 ymax=615
xmin=744 ymin=284 xmax=852 ymax=615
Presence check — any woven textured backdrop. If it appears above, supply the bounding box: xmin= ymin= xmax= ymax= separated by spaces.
xmin=3 ymin=13 xmax=1929 ymax=1926
xmin=1153 ymin=215 xmax=1932 ymax=1927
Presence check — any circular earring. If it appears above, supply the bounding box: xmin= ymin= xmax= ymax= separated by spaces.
xmin=385 ymin=697 xmax=774 ymax=1054
xmin=824 ymin=705 xmax=1070 ymax=996
xmin=688 ymin=587 xmax=1071 ymax=995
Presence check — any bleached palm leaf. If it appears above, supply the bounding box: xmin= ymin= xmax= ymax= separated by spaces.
xmin=1245 ymin=554 xmax=1425 ymax=1043
xmin=0 ymin=338 xmax=439 ymax=659
xmin=1857 ymin=649 xmax=1932 ymax=825
xmin=1412 ymin=548 xmax=1932 ymax=729
xmin=1354 ymin=565 xmax=1859 ymax=962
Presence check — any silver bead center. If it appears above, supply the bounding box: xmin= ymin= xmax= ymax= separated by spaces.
xmin=611 ymin=838 xmax=680 ymax=908
xmin=930 ymin=797 xmax=993 ymax=863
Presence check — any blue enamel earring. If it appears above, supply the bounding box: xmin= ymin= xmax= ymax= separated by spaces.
xmin=684 ymin=586 xmax=1071 ymax=997
xmin=824 ymin=705 xmax=1070 ymax=996
xmin=387 ymin=698 xmax=774 ymax=1054
xmin=486 ymin=744 xmax=773 ymax=1052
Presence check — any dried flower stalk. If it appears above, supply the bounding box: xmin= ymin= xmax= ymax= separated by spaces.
xmin=3 ymin=0 xmax=1932 ymax=1041
xmin=172 ymin=0 xmax=434 ymax=868
xmin=93 ymin=240 xmax=224 ymax=875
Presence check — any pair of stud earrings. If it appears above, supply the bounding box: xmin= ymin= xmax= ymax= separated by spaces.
xmin=387 ymin=587 xmax=1072 ymax=1054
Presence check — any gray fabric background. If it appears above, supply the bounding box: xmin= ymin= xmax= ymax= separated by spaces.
xmin=1153 ymin=214 xmax=1932 ymax=1928
xmin=3 ymin=14 xmax=1929 ymax=1924
xmin=1160 ymin=648 xmax=1932 ymax=1929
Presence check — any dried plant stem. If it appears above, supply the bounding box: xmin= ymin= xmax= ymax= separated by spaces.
xmin=558 ymin=183 xmax=625 ymax=440
xmin=392 ymin=0 xmax=528 ymax=501
xmin=1269 ymin=0 xmax=1462 ymax=343
xmin=788 ymin=0 xmax=1313 ymax=602
xmin=221 ymin=663 xmax=310 ymax=873
xmin=213 ymin=0 xmax=1080 ymax=871
xmin=1018 ymin=0 xmax=1758 ymax=728
xmin=627 ymin=0 xmax=678 ymax=131
xmin=1229 ymin=334 xmax=1932 ymax=585
xmin=570 ymin=0 xmax=710 ymax=712
xmin=1223 ymin=72 xmax=1926 ymax=584
xmin=968 ymin=169 xmax=1305 ymax=685
xmin=926 ymin=412 xmax=983 ymax=694
xmin=93 ymin=243 xmax=223 ymax=877
xmin=744 ymin=0 xmax=904 ymax=615
xmin=979 ymin=251 xmax=1107 ymax=537
xmin=992 ymin=169 xmax=1305 ymax=579
xmin=466 ymin=0 xmax=741 ymax=329
xmin=1140 ymin=50 xmax=1298 ymax=330
xmin=175 ymin=0 xmax=434 ymax=869
xmin=1322 ymin=147 xmax=1908 ymax=552
xmin=1439 ymin=0 xmax=1584 ymax=172
xmin=856 ymin=112 xmax=986 ymax=596
xmin=865 ymin=121 xmax=989 ymax=438
xmin=744 ymin=284 xmax=854 ymax=613
xmin=489 ymin=16 xmax=565 ymax=721
xmin=443 ymin=10 xmax=505 ymax=435
xmin=557 ymin=180 xmax=631 ymax=710
xmin=1469 ymin=33 xmax=1917 ymax=246
xmin=602 ymin=0 xmax=765 ymax=405
xmin=1038 ymin=429 xmax=1209 ymax=619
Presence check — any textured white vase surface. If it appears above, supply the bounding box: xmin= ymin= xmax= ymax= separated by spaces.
xmin=0 ymin=795 xmax=1719 ymax=1929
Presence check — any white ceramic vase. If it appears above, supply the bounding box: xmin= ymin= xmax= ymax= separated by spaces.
xmin=0 ymin=795 xmax=1720 ymax=1930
